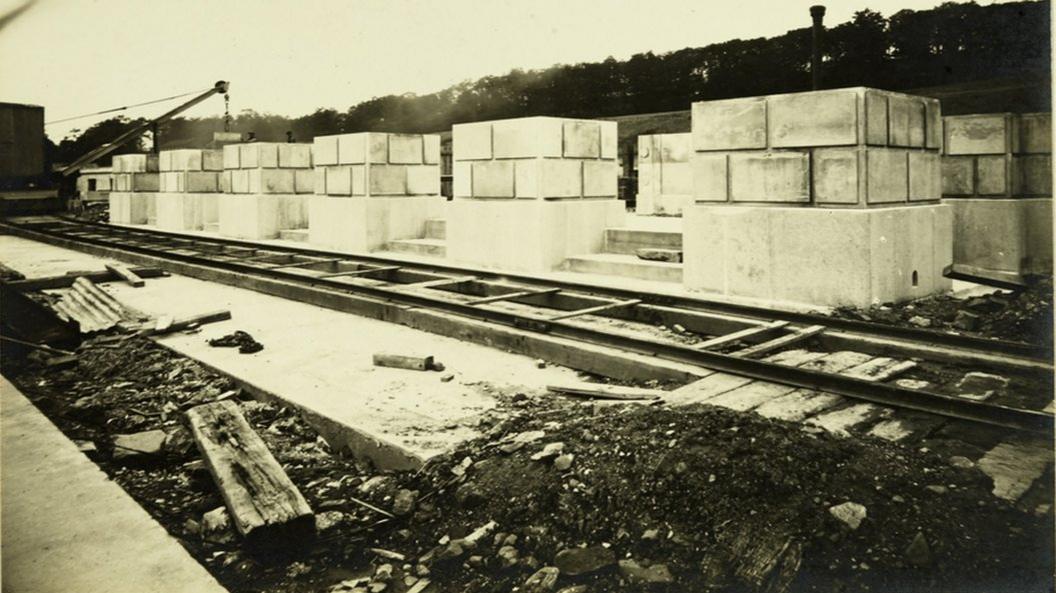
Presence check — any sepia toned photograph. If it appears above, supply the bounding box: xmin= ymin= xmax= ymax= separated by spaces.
xmin=0 ymin=0 xmax=1052 ymax=591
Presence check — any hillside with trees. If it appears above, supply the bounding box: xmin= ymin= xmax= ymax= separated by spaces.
xmin=52 ymin=0 xmax=1050 ymax=164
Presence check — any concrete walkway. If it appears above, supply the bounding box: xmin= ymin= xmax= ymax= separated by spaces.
xmin=0 ymin=377 xmax=226 ymax=593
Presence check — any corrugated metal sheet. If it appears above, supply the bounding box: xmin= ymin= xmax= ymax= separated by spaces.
xmin=51 ymin=277 xmax=135 ymax=333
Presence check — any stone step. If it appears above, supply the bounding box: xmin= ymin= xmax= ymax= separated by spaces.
xmin=564 ymin=253 xmax=682 ymax=283
xmin=385 ymin=238 xmax=447 ymax=257
xmin=603 ymin=228 xmax=682 ymax=255
xmin=424 ymin=219 xmax=446 ymax=240
xmin=278 ymin=229 xmax=309 ymax=243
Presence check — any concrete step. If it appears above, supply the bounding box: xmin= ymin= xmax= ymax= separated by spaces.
xmin=202 ymin=222 xmax=219 ymax=233
xmin=564 ymin=252 xmax=682 ymax=283
xmin=279 ymin=229 xmax=309 ymax=243
xmin=603 ymin=228 xmax=682 ymax=255
xmin=424 ymin=219 xmax=446 ymax=240
xmin=385 ymin=238 xmax=447 ymax=257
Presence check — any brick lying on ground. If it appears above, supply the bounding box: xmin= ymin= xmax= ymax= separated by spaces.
xmin=185 ymin=399 xmax=315 ymax=547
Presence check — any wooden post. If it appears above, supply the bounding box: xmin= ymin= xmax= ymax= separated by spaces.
xmin=185 ymin=400 xmax=314 ymax=548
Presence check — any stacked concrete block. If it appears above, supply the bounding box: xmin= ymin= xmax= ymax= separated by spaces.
xmin=447 ymin=116 xmax=625 ymax=272
xmin=108 ymin=154 xmax=160 ymax=225
xmin=153 ymin=149 xmax=222 ymax=231
xmin=941 ymin=112 xmax=1052 ymax=278
xmin=636 ymin=133 xmax=693 ymax=215
xmin=308 ymin=132 xmax=445 ymax=252
xmin=217 ymin=143 xmax=313 ymax=239
xmin=684 ymin=87 xmax=951 ymax=308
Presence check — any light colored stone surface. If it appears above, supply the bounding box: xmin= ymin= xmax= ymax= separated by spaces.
xmin=471 ymin=161 xmax=515 ymax=198
xmin=864 ymin=90 xmax=889 ymax=145
xmin=108 ymin=191 xmax=151 ymax=225
xmin=248 ymin=168 xmax=296 ymax=194
xmin=638 ymin=133 xmax=695 ymax=214
xmin=313 ymin=135 xmax=339 ymax=165
xmin=1018 ymin=113 xmax=1052 ymax=154
xmin=1013 ymin=154 xmax=1053 ymax=196
xmin=944 ymin=114 xmax=1011 ymax=155
xmin=691 ymin=97 xmax=766 ymax=151
xmin=728 ymin=151 xmax=809 ymax=203
xmin=690 ymin=152 xmax=728 ymax=203
xmin=908 ymin=151 xmax=941 ymax=201
xmin=1 ymin=377 xmax=226 ymax=593
xmin=388 ymin=134 xmax=424 ymax=164
xmin=448 ymin=198 xmax=626 ymax=272
xmin=154 ymin=192 xmax=205 ymax=231
xmin=308 ymin=195 xmax=446 ymax=253
xmin=977 ymin=440 xmax=1053 ymax=502
xmin=278 ymin=143 xmax=313 ymax=168
xmin=562 ymin=120 xmax=601 ymax=158
xmin=683 ymin=203 xmax=953 ymax=307
xmin=941 ymin=156 xmax=975 ymax=196
xmin=369 ymin=164 xmax=409 ymax=195
xmin=888 ymin=94 xmax=926 ymax=148
xmin=814 ymin=148 xmax=862 ymax=205
xmin=947 ymin=197 xmax=1053 ymax=276
xmin=453 ymin=121 xmax=494 ymax=160
xmin=584 ymin=160 xmax=618 ymax=197
xmin=865 ymin=148 xmax=908 ymax=204
xmin=218 ymin=193 xmax=307 ymax=239
xmin=768 ymin=89 xmax=858 ymax=148
xmin=975 ymin=155 xmax=1009 ymax=196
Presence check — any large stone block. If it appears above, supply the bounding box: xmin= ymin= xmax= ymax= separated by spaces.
xmin=769 ymin=90 xmax=859 ymax=148
xmin=975 ymin=156 xmax=1009 ymax=196
xmin=406 ymin=165 xmax=440 ymax=195
xmin=601 ymin=121 xmax=618 ymax=159
xmin=313 ymin=135 xmax=339 ymax=166
xmin=162 ymin=149 xmax=203 ymax=172
xmin=278 ymin=143 xmax=312 ymax=168
xmin=338 ymin=134 xmax=366 ymax=164
xmin=583 ymin=160 xmax=618 ymax=197
xmin=453 ymin=161 xmax=472 ymax=197
xmin=248 ymin=169 xmax=296 ymax=194
xmin=658 ymin=161 xmax=692 ymax=197
xmin=691 ymin=153 xmax=728 ymax=202
xmin=948 ymin=197 xmax=1053 ymax=277
xmin=308 ymin=195 xmax=446 ymax=253
xmin=728 ymin=151 xmax=809 ymax=203
xmin=201 ymin=149 xmax=223 ymax=171
xmin=388 ymin=134 xmax=423 ymax=164
xmin=325 ymin=166 xmax=352 ymax=196
xmin=888 ymin=94 xmax=926 ymax=148
xmin=492 ymin=118 xmax=562 ymax=159
xmin=1018 ymin=113 xmax=1052 ymax=154
xmin=865 ymin=149 xmax=908 ymax=204
xmin=294 ymin=169 xmax=315 ymax=194
xmin=864 ymin=90 xmax=889 ymax=145
xmin=369 ymin=165 xmax=408 ymax=195
xmin=692 ymin=97 xmax=767 ymax=151
xmin=218 ymin=194 xmax=308 ymax=239
xmin=471 ymin=161 xmax=515 ymax=198
xmin=453 ymin=122 xmax=493 ymax=160
xmin=659 ymin=133 xmax=691 ymax=163
xmin=563 ymin=121 xmax=601 ymax=158
xmin=944 ymin=114 xmax=1011 ymax=155
xmin=813 ymin=148 xmax=862 ymax=205
xmin=223 ymin=144 xmax=240 ymax=169
xmin=924 ymin=99 xmax=942 ymax=150
xmin=108 ymin=191 xmax=152 ymax=225
xmin=447 ymin=198 xmax=626 ymax=272
xmin=154 ymin=192 xmax=205 ymax=231
xmin=424 ymin=135 xmax=441 ymax=164
xmin=112 ymin=154 xmax=148 ymax=173
xmin=941 ymin=157 xmax=975 ymax=196
xmin=908 ymin=151 xmax=941 ymax=201
xmin=1013 ymin=155 xmax=1053 ymax=196
xmin=230 ymin=170 xmax=249 ymax=194
xmin=683 ymin=203 xmax=952 ymax=307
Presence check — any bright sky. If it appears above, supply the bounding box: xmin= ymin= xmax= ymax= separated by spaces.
xmin=0 ymin=0 xmax=1018 ymax=140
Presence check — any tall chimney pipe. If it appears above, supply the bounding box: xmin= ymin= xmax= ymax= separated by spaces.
xmin=810 ymin=5 xmax=826 ymax=90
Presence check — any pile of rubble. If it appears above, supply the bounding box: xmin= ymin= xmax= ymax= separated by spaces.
xmin=3 ymin=334 xmax=1051 ymax=593
xmin=830 ymin=278 xmax=1054 ymax=347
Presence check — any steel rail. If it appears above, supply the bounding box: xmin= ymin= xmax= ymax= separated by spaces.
xmin=5 ymin=218 xmax=1052 ymax=435
xmin=33 ymin=216 xmax=1053 ymax=362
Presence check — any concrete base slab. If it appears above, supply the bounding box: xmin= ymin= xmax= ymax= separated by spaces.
xmin=637 ymin=193 xmax=693 ymax=216
xmin=1 ymin=378 xmax=225 ymax=593
xmin=447 ymin=198 xmax=627 ymax=272
xmin=564 ymin=252 xmax=682 ymax=283
xmin=108 ymin=191 xmax=153 ymax=225
xmin=218 ymin=194 xmax=308 ymax=240
xmin=308 ymin=195 xmax=445 ymax=253
xmin=154 ymin=192 xmax=212 ymax=232
xmin=683 ymin=203 xmax=953 ymax=308
xmin=947 ymin=197 xmax=1053 ymax=277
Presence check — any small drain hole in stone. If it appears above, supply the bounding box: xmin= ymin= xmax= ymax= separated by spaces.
xmin=911 ymin=270 xmax=919 ymax=287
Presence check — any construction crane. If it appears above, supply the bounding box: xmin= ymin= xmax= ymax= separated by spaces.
xmin=61 ymin=80 xmax=230 ymax=177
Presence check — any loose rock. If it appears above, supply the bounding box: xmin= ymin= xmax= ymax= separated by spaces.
xmin=523 ymin=566 xmax=560 ymax=592
xmin=618 ymin=559 xmax=674 ymax=584
xmin=554 ymin=545 xmax=616 ymax=576
xmin=829 ymin=501 xmax=867 ymax=530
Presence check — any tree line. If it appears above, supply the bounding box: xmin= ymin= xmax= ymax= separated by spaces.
xmin=52 ymin=0 xmax=1050 ymax=164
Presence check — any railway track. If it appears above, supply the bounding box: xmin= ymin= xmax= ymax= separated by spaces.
xmin=3 ymin=216 xmax=1053 ymax=440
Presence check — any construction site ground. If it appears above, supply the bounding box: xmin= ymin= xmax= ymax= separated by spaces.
xmin=0 ymin=233 xmax=1053 ymax=593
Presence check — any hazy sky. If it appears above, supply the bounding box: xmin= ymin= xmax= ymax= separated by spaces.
xmin=0 ymin=0 xmax=1016 ymax=140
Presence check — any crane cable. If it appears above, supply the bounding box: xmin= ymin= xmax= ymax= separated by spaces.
xmin=44 ymin=86 xmax=215 ymax=126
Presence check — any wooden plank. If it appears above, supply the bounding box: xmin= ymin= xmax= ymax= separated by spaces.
xmin=696 ymin=321 xmax=790 ymax=350
xmin=373 ymin=352 xmax=434 ymax=371
xmin=842 ymin=358 xmax=917 ymax=382
xmin=547 ymin=383 xmax=666 ymax=401
xmin=549 ymin=299 xmax=641 ymax=321
xmin=392 ymin=275 xmax=476 ymax=290
xmin=185 ymin=400 xmax=314 ymax=547
xmin=732 ymin=325 xmax=826 ymax=358
xmin=144 ymin=310 xmax=231 ymax=336
xmin=5 ymin=268 xmax=167 ymax=291
xmin=317 ymin=266 xmax=402 ymax=279
xmin=465 ymin=287 xmax=562 ymax=306
xmin=263 ymin=258 xmax=343 ymax=270
xmin=104 ymin=263 xmax=145 ymax=287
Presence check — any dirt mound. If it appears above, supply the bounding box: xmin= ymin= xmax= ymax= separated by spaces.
xmin=829 ymin=278 xmax=1053 ymax=348
xmin=377 ymin=400 xmax=1052 ymax=593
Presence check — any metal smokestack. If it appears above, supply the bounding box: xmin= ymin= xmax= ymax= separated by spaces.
xmin=810 ymin=5 xmax=826 ymax=90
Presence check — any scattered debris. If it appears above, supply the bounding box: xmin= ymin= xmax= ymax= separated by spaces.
xmin=955 ymin=371 xmax=1009 ymax=402
xmin=373 ymin=353 xmax=434 ymax=371
xmin=207 ymin=330 xmax=264 ymax=354
xmin=547 ymin=382 xmax=665 ymax=401
xmin=829 ymin=501 xmax=867 ymax=530
xmin=112 ymin=429 xmax=167 ymax=462
xmin=635 ymin=248 xmax=682 ymax=263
